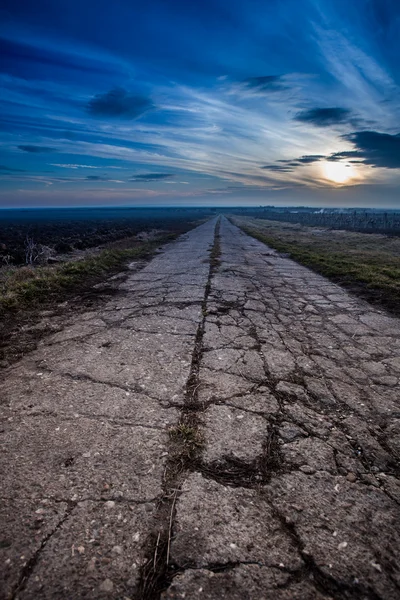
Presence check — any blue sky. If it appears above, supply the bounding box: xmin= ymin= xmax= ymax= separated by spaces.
xmin=0 ymin=0 xmax=399 ymax=208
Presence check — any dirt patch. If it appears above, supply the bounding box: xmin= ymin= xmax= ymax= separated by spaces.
xmin=0 ymin=269 xmax=124 ymax=369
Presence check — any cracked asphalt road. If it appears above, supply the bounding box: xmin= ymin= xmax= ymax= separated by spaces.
xmin=1 ymin=216 xmax=400 ymax=599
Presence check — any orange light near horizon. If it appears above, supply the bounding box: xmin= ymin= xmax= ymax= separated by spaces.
xmin=322 ymin=161 xmax=357 ymax=184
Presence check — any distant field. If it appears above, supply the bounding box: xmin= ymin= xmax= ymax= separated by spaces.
xmin=232 ymin=215 xmax=400 ymax=317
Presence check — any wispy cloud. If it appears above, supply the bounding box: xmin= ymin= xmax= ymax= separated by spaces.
xmin=239 ymin=75 xmax=288 ymax=93
xmin=50 ymin=163 xmax=105 ymax=169
xmin=310 ymin=18 xmax=399 ymax=128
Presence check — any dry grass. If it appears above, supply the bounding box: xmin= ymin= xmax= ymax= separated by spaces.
xmin=0 ymin=235 xmax=176 ymax=315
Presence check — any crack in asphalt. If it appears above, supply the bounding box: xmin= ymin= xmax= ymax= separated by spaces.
xmin=10 ymin=502 xmax=76 ymax=600
xmin=137 ymin=218 xmax=221 ymax=600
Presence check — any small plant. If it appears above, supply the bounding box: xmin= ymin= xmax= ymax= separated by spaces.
xmin=168 ymin=423 xmax=204 ymax=459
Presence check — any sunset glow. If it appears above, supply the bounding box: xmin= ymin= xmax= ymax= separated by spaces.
xmin=322 ymin=162 xmax=357 ymax=185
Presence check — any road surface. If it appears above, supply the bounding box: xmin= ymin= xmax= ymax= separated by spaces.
xmin=1 ymin=216 xmax=399 ymax=599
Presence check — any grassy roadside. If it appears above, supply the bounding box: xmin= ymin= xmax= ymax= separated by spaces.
xmin=231 ymin=216 xmax=400 ymax=317
xmin=0 ymin=224 xmax=204 ymax=367
xmin=0 ymin=233 xmax=177 ymax=316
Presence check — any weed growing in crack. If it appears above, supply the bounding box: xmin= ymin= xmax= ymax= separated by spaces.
xmin=168 ymin=423 xmax=204 ymax=461
xmin=209 ymin=221 xmax=221 ymax=271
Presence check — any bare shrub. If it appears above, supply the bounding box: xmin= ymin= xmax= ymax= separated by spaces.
xmin=24 ymin=236 xmax=55 ymax=265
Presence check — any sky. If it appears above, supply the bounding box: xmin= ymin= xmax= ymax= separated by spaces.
xmin=0 ymin=0 xmax=399 ymax=208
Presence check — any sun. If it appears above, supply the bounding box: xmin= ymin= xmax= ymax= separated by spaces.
xmin=322 ymin=161 xmax=356 ymax=184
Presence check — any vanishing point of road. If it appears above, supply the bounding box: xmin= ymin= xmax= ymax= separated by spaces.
xmin=1 ymin=217 xmax=400 ymax=599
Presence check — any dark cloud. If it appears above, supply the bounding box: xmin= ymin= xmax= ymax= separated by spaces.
xmin=262 ymin=155 xmax=324 ymax=171
xmin=343 ymin=131 xmax=400 ymax=168
xmin=18 ymin=145 xmax=56 ymax=153
xmin=241 ymin=75 xmax=287 ymax=93
xmin=261 ymin=164 xmax=294 ymax=172
xmin=0 ymin=165 xmax=25 ymax=172
xmin=296 ymin=154 xmax=325 ymax=164
xmin=295 ymin=107 xmax=352 ymax=127
xmin=87 ymin=88 xmax=153 ymax=119
xmin=86 ymin=175 xmax=108 ymax=180
xmin=130 ymin=173 xmax=175 ymax=182
xmin=261 ymin=152 xmax=353 ymax=174
xmin=327 ymin=150 xmax=364 ymax=162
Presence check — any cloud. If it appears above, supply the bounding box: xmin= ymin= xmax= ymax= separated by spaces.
xmin=240 ymin=75 xmax=287 ymax=93
xmin=262 ymin=155 xmax=324 ymax=172
xmin=86 ymin=175 xmax=108 ymax=180
xmin=296 ymin=154 xmax=325 ymax=164
xmin=18 ymin=145 xmax=56 ymax=153
xmin=294 ymin=107 xmax=352 ymax=127
xmin=87 ymin=88 xmax=153 ymax=119
xmin=343 ymin=131 xmax=400 ymax=168
xmin=327 ymin=150 xmax=364 ymax=162
xmin=261 ymin=164 xmax=294 ymax=172
xmin=51 ymin=164 xmax=103 ymax=169
xmin=130 ymin=173 xmax=175 ymax=182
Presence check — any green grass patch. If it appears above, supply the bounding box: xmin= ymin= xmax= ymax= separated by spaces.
xmin=232 ymin=216 xmax=400 ymax=315
xmin=0 ymin=235 xmax=176 ymax=315
xmin=168 ymin=423 xmax=204 ymax=460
